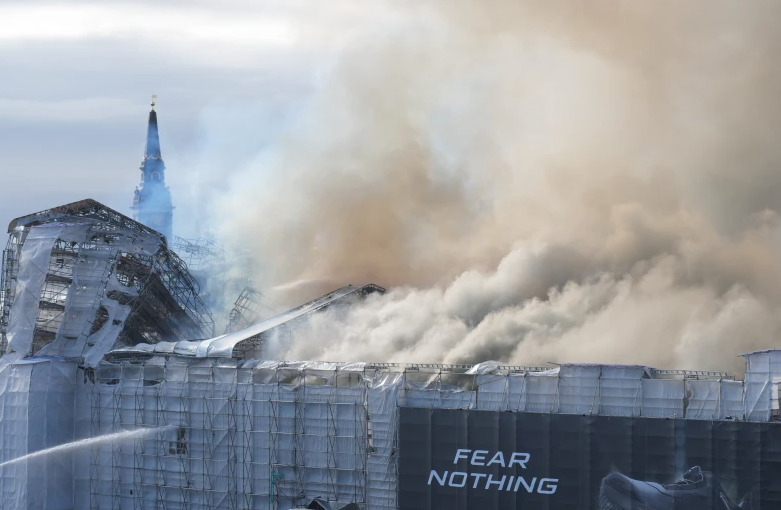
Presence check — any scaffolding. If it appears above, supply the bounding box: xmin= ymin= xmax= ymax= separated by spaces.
xmin=73 ymin=355 xmax=773 ymax=510
xmin=0 ymin=228 xmax=24 ymax=353
xmin=0 ymin=199 xmax=215 ymax=362
xmin=171 ymin=235 xmax=225 ymax=274
xmin=4 ymin=349 xmax=781 ymax=509
xmin=85 ymin=360 xmax=383 ymax=510
xmin=225 ymin=287 xmax=269 ymax=334
xmin=170 ymin=234 xmax=243 ymax=331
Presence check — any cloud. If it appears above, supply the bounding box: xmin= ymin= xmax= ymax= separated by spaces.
xmin=0 ymin=97 xmax=140 ymax=122
xmin=0 ymin=4 xmax=295 ymax=45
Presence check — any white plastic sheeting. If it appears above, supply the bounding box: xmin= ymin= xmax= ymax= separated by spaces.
xmin=5 ymin=225 xmax=63 ymax=356
xmin=598 ymin=365 xmax=645 ymax=416
xmin=524 ymin=369 xmax=559 ymax=413
xmin=80 ymin=298 xmax=132 ymax=367
xmin=6 ymin=352 xmax=781 ymax=509
xmin=366 ymin=372 xmax=402 ymax=510
xmin=399 ymin=376 xmax=476 ymax=409
xmin=80 ymin=357 xmax=781 ymax=510
xmin=742 ymin=350 xmax=781 ymax=422
xmin=0 ymin=356 xmax=77 ymax=510
xmin=3 ymin=221 xmax=168 ymax=366
xmin=477 ymin=373 xmax=526 ymax=411
xmin=719 ymin=379 xmax=744 ymax=419
xmin=640 ymin=379 xmax=685 ymax=418
xmin=473 ymin=364 xmax=750 ymax=419
xmin=557 ymin=364 xmax=600 ymax=414
xmin=684 ymin=380 xmax=720 ymax=420
xmin=683 ymin=379 xmax=745 ymax=420
xmin=42 ymin=248 xmax=117 ymax=359
xmin=35 ymin=226 xmax=154 ymax=366
xmin=475 ymin=373 xmax=510 ymax=411
xmin=477 ymin=364 xmax=645 ymax=416
xmin=0 ymin=359 xmax=31 ymax=508
xmin=443 ymin=364 xmax=752 ymax=420
xmin=86 ymin=360 xmax=373 ymax=510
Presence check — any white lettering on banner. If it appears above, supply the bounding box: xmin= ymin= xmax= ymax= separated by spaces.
xmin=509 ymin=452 xmax=529 ymax=468
xmin=538 ymin=478 xmax=558 ymax=494
xmin=487 ymin=451 xmax=505 ymax=467
xmin=453 ymin=449 xmax=471 ymax=463
xmin=485 ymin=474 xmax=506 ymax=490
xmin=506 ymin=475 xmax=515 ymax=491
xmin=470 ymin=473 xmax=487 ymax=488
xmin=428 ymin=470 xmax=448 ymax=486
xmin=471 ymin=450 xmax=488 ymax=465
xmin=427 ymin=470 xmax=560 ymax=494
xmin=515 ymin=476 xmax=536 ymax=492
xmin=451 ymin=449 xmax=530 ymax=468
xmin=428 ymin=449 xmax=560 ymax=495
xmin=449 ymin=472 xmax=467 ymax=487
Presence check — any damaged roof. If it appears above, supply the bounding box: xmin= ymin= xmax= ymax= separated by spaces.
xmin=7 ymin=198 xmax=166 ymax=244
xmin=107 ymin=283 xmax=386 ymax=359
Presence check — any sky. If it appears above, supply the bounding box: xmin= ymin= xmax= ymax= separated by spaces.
xmin=0 ymin=0 xmax=372 ymax=236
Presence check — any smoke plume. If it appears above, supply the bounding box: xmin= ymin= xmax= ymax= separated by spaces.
xmin=211 ymin=0 xmax=781 ymax=374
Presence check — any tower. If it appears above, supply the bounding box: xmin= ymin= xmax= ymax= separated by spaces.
xmin=132 ymin=97 xmax=173 ymax=240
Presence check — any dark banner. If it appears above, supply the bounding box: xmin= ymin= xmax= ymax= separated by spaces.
xmin=398 ymin=407 xmax=781 ymax=510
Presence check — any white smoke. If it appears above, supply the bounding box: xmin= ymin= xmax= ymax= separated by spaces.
xmin=197 ymin=0 xmax=781 ymax=374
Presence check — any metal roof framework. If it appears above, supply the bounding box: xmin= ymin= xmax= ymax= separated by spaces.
xmin=0 ymin=199 xmax=215 ymax=358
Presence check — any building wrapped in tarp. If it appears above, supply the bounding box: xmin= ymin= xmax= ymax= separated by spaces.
xmin=1 ymin=354 xmax=780 ymax=509
xmin=2 ymin=200 xmax=781 ymax=509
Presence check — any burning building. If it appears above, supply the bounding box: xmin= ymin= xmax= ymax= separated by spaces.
xmin=0 ymin=200 xmax=781 ymax=510
xmin=0 ymin=199 xmax=213 ymax=365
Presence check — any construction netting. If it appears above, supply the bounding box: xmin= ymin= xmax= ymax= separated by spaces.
xmin=1 ymin=352 xmax=781 ymax=509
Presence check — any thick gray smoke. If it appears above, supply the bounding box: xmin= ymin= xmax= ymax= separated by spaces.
xmin=212 ymin=1 xmax=781 ymax=374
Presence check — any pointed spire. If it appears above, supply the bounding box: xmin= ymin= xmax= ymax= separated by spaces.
xmin=144 ymin=95 xmax=161 ymax=160
xmin=133 ymin=97 xmax=174 ymax=241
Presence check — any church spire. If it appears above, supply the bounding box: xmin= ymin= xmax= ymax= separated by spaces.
xmin=144 ymin=97 xmax=162 ymax=160
xmin=132 ymin=96 xmax=174 ymax=241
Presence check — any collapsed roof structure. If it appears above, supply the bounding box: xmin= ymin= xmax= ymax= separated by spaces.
xmin=108 ymin=283 xmax=386 ymax=359
xmin=225 ymin=285 xmax=270 ymax=334
xmin=0 ymin=198 xmax=385 ymax=366
xmin=0 ymin=199 xmax=214 ymax=366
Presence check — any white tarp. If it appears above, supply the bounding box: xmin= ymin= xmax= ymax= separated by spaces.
xmin=0 ymin=360 xmax=32 ymax=509
xmin=6 ymin=225 xmax=63 ymax=356
xmin=598 ymin=366 xmax=644 ymax=417
xmin=525 ymin=369 xmax=559 ymax=413
xmin=367 ymin=371 xmax=403 ymax=510
xmin=741 ymin=351 xmax=781 ymax=421
xmin=476 ymin=373 xmax=508 ymax=411
xmin=641 ymin=379 xmax=685 ymax=418
xmin=4 ymin=346 xmax=781 ymax=509
xmin=26 ymin=359 xmax=77 ymax=510
xmin=719 ymin=379 xmax=744 ymax=420
xmin=557 ymin=365 xmax=600 ymax=414
xmin=0 ymin=357 xmax=77 ymax=510
xmin=81 ymin=360 xmax=375 ymax=510
xmin=33 ymin=226 xmax=155 ymax=367
xmin=506 ymin=373 xmax=528 ymax=411
xmin=685 ymin=380 xmax=720 ymax=420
